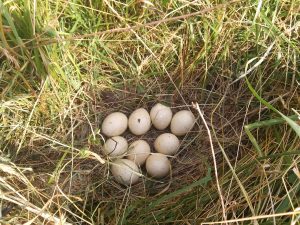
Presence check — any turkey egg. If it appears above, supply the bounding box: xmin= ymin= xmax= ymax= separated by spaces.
xmin=103 ymin=136 xmax=128 ymax=157
xmin=150 ymin=103 xmax=172 ymax=130
xmin=101 ymin=112 xmax=128 ymax=137
xmin=154 ymin=133 xmax=180 ymax=156
xmin=111 ymin=159 xmax=140 ymax=185
xmin=128 ymin=108 xmax=151 ymax=135
xmin=146 ymin=153 xmax=171 ymax=178
xmin=127 ymin=140 xmax=151 ymax=166
xmin=170 ymin=110 xmax=196 ymax=136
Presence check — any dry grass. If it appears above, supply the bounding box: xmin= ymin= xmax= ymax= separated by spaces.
xmin=0 ymin=0 xmax=300 ymax=224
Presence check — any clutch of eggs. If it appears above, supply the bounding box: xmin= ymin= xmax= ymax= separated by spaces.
xmin=101 ymin=103 xmax=196 ymax=186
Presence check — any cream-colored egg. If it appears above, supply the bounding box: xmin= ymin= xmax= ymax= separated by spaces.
xmin=103 ymin=136 xmax=128 ymax=157
xmin=101 ymin=112 xmax=128 ymax=137
xmin=127 ymin=140 xmax=151 ymax=166
xmin=111 ymin=159 xmax=140 ymax=185
xmin=128 ymin=108 xmax=151 ymax=135
xmin=150 ymin=103 xmax=173 ymax=130
xmin=146 ymin=153 xmax=171 ymax=178
xmin=154 ymin=133 xmax=180 ymax=155
xmin=170 ymin=110 xmax=196 ymax=136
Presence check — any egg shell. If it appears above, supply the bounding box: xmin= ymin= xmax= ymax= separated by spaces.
xmin=146 ymin=153 xmax=171 ymax=178
xmin=154 ymin=133 xmax=180 ymax=155
xmin=150 ymin=103 xmax=173 ymax=130
xmin=170 ymin=110 xmax=196 ymax=136
xmin=111 ymin=159 xmax=140 ymax=185
xmin=127 ymin=140 xmax=151 ymax=166
xmin=103 ymin=136 xmax=128 ymax=157
xmin=101 ymin=112 xmax=128 ymax=137
xmin=128 ymin=108 xmax=151 ymax=135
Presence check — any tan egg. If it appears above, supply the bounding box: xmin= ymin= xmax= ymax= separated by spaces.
xmin=101 ymin=112 xmax=128 ymax=137
xmin=111 ymin=159 xmax=140 ymax=186
xmin=154 ymin=133 xmax=180 ymax=155
xmin=127 ymin=140 xmax=151 ymax=166
xmin=128 ymin=108 xmax=151 ymax=135
xmin=103 ymin=136 xmax=128 ymax=157
xmin=170 ymin=110 xmax=196 ymax=136
xmin=146 ymin=153 xmax=171 ymax=178
xmin=150 ymin=103 xmax=173 ymax=130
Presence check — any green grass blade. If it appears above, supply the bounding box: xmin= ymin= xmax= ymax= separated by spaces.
xmin=244 ymin=115 xmax=299 ymax=156
xmin=246 ymin=78 xmax=300 ymax=138
xmin=245 ymin=125 xmax=263 ymax=156
xmin=148 ymin=168 xmax=211 ymax=209
xmin=0 ymin=1 xmax=24 ymax=46
xmin=122 ymin=169 xmax=211 ymax=224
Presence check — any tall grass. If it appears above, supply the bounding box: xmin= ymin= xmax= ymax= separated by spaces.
xmin=0 ymin=0 xmax=299 ymax=224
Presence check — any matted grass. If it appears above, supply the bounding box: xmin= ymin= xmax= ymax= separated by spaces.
xmin=0 ymin=0 xmax=299 ymax=224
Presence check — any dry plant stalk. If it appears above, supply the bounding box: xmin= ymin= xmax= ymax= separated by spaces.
xmin=192 ymin=102 xmax=227 ymax=223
